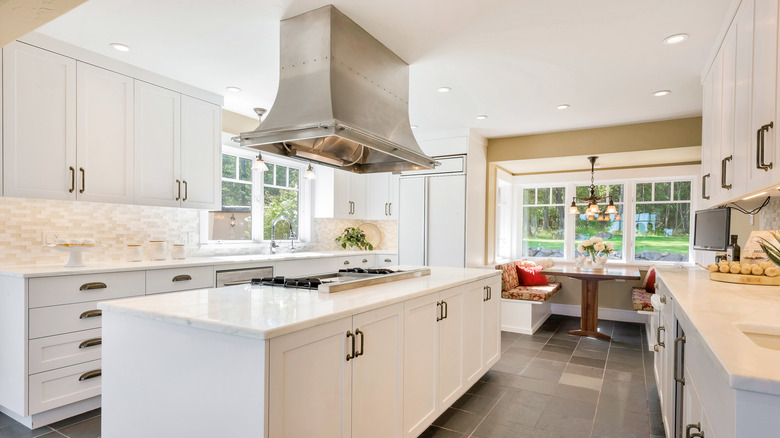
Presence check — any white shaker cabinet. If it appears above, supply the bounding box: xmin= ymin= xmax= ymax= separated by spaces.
xmin=180 ymin=95 xmax=221 ymax=209
xmin=367 ymin=173 xmax=399 ymax=220
xmin=133 ymin=81 xmax=182 ymax=208
xmin=76 ymin=63 xmax=134 ymax=204
xmin=313 ymin=166 xmax=369 ymax=219
xmin=482 ymin=277 xmax=501 ymax=372
xmin=2 ymin=42 xmax=76 ymax=200
xmin=268 ymin=303 xmax=403 ymax=438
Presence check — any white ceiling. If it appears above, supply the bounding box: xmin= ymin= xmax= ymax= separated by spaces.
xmin=36 ymin=0 xmax=731 ymax=139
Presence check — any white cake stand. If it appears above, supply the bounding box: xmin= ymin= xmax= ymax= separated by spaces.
xmin=45 ymin=245 xmax=100 ymax=267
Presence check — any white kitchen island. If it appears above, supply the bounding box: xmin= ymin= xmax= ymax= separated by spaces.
xmin=98 ymin=267 xmax=501 ymax=438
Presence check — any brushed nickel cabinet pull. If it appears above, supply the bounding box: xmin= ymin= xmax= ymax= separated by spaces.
xmin=758 ymin=122 xmax=774 ymax=170
xmin=442 ymin=300 xmax=448 ymax=319
xmin=79 ymin=167 xmax=85 ymax=193
xmin=656 ymin=326 xmax=665 ymax=348
xmin=344 ymin=260 xmax=350 ymax=265
xmin=388 ymin=203 xmax=391 ymax=216
xmin=183 ymin=180 xmax=188 ymax=201
xmin=355 ymin=329 xmax=364 ymax=357
xmin=701 ymin=174 xmax=710 ymax=200
xmin=384 ymin=203 xmax=388 ymax=216
xmin=176 ymin=179 xmax=181 ymax=201
xmin=79 ymin=282 xmax=107 ymax=291
xmin=686 ymin=423 xmax=704 ymax=438
xmin=436 ymin=301 xmax=443 ymax=322
xmin=660 ymin=295 xmax=667 ymax=304
xmin=172 ymin=274 xmax=192 ymax=282
xmin=362 ymin=259 xmax=368 ymax=263
xmin=345 ymin=331 xmax=355 ymax=361
xmin=721 ymin=156 xmax=732 ymax=189
xmin=79 ymin=369 xmax=101 ymax=381
xmin=674 ymin=336 xmax=686 ymax=384
xmin=69 ymin=166 xmax=75 ymax=193
xmin=79 ymin=309 xmax=102 ymax=319
xmin=78 ymin=338 xmax=102 ymax=349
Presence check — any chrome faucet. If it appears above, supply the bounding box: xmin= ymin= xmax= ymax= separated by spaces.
xmin=270 ymin=216 xmax=294 ymax=254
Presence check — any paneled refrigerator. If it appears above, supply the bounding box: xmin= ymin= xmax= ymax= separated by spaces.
xmin=398 ymin=168 xmax=466 ymax=267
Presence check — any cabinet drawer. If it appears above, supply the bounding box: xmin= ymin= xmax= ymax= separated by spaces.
xmin=28 ymin=359 xmax=102 ymax=415
xmin=28 ymin=328 xmax=102 ymax=374
xmin=29 ymin=301 xmax=103 ymax=339
xmin=338 ymin=255 xmax=375 ymax=268
xmin=29 ymin=271 xmax=145 ymax=308
xmin=376 ymin=254 xmax=397 ymax=267
xmin=145 ymin=266 xmax=214 ymax=295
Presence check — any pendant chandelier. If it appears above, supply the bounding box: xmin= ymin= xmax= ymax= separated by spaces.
xmin=568 ymin=156 xmax=620 ymax=221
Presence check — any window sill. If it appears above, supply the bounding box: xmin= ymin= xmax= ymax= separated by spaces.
xmin=520 ymin=256 xmax=693 ymax=270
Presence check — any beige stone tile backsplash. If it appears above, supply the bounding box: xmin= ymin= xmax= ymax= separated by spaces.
xmin=0 ymin=197 xmax=398 ymax=266
xmin=760 ymin=197 xmax=780 ymax=231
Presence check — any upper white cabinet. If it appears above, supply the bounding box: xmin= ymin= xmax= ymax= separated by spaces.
xmin=3 ymin=42 xmax=77 ymax=200
xmin=367 ymin=173 xmax=399 ymax=220
xmin=702 ymin=0 xmax=780 ymax=206
xmin=1 ymin=38 xmax=222 ymax=208
xmin=133 ymin=82 xmax=221 ymax=209
xmin=314 ymin=166 xmax=369 ymax=219
xmin=76 ymin=63 xmax=134 ymax=204
xmin=180 ymin=95 xmax=221 ymax=209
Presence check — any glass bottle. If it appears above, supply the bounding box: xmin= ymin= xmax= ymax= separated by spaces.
xmin=726 ymin=235 xmax=740 ymax=263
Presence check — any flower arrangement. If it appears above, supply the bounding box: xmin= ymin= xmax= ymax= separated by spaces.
xmin=577 ymin=236 xmax=614 ymax=263
xmin=335 ymin=227 xmax=374 ymax=251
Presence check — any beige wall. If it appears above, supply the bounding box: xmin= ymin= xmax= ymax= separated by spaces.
xmin=485 ymin=117 xmax=703 ymax=265
xmin=222 ymin=110 xmax=258 ymax=135
xmin=0 ymin=0 xmax=88 ymax=47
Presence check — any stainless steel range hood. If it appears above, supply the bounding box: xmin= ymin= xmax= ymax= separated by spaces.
xmin=237 ymin=5 xmax=435 ymax=174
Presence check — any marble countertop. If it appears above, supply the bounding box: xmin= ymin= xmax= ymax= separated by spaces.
xmin=0 ymin=250 xmax=394 ymax=278
xmin=98 ymin=267 xmax=500 ymax=340
xmin=657 ymin=267 xmax=780 ymax=395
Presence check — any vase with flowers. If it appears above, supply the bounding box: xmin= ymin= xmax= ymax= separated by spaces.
xmin=577 ymin=236 xmax=614 ymax=267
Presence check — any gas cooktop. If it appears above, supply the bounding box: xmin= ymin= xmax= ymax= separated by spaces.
xmin=252 ymin=267 xmax=431 ymax=293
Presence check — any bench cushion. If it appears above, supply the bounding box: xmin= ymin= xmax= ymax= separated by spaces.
xmin=502 ymin=283 xmax=562 ymax=302
xmin=497 ymin=262 xmax=520 ymax=291
xmin=632 ymin=287 xmax=654 ymax=311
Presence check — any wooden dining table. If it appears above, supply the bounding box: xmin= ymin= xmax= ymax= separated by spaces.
xmin=540 ymin=265 xmax=640 ymax=339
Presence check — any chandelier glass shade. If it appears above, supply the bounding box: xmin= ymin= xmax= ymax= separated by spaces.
xmin=570 ymin=156 xmax=620 ymax=222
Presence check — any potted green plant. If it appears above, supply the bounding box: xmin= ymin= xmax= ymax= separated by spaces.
xmin=759 ymin=232 xmax=780 ymax=267
xmin=335 ymin=227 xmax=374 ymax=251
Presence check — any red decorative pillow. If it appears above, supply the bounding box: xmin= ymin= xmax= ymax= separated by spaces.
xmin=517 ymin=265 xmax=549 ymax=286
xmin=644 ymin=267 xmax=657 ymax=293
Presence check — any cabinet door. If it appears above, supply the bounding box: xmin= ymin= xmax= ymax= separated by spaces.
xmin=367 ymin=173 xmax=390 ymax=220
xmin=333 ymin=171 xmax=353 ymax=218
xmin=269 ymin=316 xmax=352 ymax=438
xmin=180 ymin=95 xmax=220 ymax=209
xmin=710 ymin=50 xmax=725 ymax=205
xmin=749 ymin=0 xmax=778 ymax=189
xmin=352 ymin=303 xmax=403 ymax=438
xmin=482 ymin=278 xmax=501 ymax=369
xmin=462 ymin=280 xmax=484 ymax=387
xmin=701 ymin=69 xmax=715 ymax=206
xmin=134 ymin=81 xmax=181 ymax=207
xmin=718 ymin=26 xmax=738 ymax=200
xmin=398 ymin=177 xmax=426 ymax=266
xmin=733 ymin=0 xmax=755 ymax=198
xmin=387 ymin=173 xmax=399 ymax=219
xmin=350 ymin=173 xmax=368 ymax=218
xmin=76 ymin=63 xmax=134 ymax=204
xmin=438 ymin=285 xmax=464 ymax=409
xmin=403 ymin=293 xmax=439 ymax=438
xmin=428 ymin=175 xmax=466 ymax=267
xmin=3 ymin=42 xmax=76 ymax=200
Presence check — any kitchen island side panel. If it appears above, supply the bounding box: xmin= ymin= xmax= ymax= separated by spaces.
xmin=101 ymin=312 xmax=267 ymax=438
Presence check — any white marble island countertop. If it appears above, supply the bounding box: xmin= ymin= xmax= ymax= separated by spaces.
xmin=657 ymin=267 xmax=780 ymax=395
xmin=98 ymin=267 xmax=499 ymax=340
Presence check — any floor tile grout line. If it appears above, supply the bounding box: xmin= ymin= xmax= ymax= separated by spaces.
xmin=465 ymin=390 xmax=507 ymax=438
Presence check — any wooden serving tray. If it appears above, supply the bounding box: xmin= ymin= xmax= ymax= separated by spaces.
xmin=710 ymin=271 xmax=780 ymax=286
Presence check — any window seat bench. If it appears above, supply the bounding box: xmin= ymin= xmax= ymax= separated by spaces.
xmin=496 ymin=261 xmax=561 ymax=334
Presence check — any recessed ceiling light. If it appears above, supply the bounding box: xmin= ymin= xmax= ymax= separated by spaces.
xmin=476 ymin=115 xmax=488 ymax=120
xmin=653 ymin=90 xmax=671 ymax=97
xmin=437 ymin=87 xmax=451 ymax=93
xmin=411 ymin=125 xmax=419 ymax=129
xmin=226 ymin=86 xmax=242 ymax=93
xmin=556 ymin=104 xmax=571 ymax=110
xmin=109 ymin=43 xmax=130 ymax=52
xmin=743 ymin=192 xmax=767 ymax=200
xmin=663 ymin=34 xmax=689 ymax=45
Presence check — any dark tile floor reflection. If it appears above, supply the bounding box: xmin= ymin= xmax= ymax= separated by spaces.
xmin=0 ymin=315 xmax=663 ymax=438
xmin=422 ymin=315 xmax=665 ymax=438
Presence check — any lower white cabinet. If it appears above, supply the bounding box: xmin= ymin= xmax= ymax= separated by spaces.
xmin=269 ymin=303 xmax=403 ymax=438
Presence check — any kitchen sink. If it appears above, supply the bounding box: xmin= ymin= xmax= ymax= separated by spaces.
xmin=735 ymin=323 xmax=780 ymax=351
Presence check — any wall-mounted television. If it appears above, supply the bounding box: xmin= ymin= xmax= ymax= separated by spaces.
xmin=693 ymin=207 xmax=731 ymax=251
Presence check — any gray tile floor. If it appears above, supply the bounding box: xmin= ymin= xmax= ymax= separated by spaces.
xmin=0 ymin=315 xmax=663 ymax=438
xmin=422 ymin=315 xmax=665 ymax=438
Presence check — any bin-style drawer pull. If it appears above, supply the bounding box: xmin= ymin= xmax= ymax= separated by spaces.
xmin=384 ymin=258 xmax=392 ymax=263
xmin=79 ymin=282 xmax=107 ymax=291
xmin=344 ymin=261 xmax=350 ymax=265
xmin=79 ymin=309 xmax=102 ymax=319
xmin=362 ymin=259 xmax=368 ymax=263
xmin=78 ymin=338 xmax=102 ymax=349
xmin=78 ymin=369 xmax=102 ymax=381
xmin=172 ymin=274 xmax=193 ymax=282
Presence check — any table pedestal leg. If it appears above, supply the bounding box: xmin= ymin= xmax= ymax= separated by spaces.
xmin=569 ymin=279 xmax=610 ymax=339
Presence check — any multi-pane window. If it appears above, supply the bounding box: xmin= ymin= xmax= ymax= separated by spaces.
xmin=221 ymin=154 xmax=253 ymax=209
xmin=521 ymin=187 xmax=566 ymax=258
xmin=634 ymin=181 xmax=691 ymax=262
xmin=262 ymin=162 xmax=300 ymax=241
xmin=573 ymin=184 xmax=624 ymax=259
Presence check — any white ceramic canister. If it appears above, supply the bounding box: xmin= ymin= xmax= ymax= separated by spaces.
xmin=126 ymin=244 xmax=143 ymax=262
xmin=148 ymin=241 xmax=167 ymax=261
xmin=171 ymin=244 xmax=185 ymax=260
